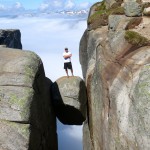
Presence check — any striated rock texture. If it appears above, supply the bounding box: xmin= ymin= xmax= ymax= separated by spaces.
xmin=0 ymin=29 xmax=22 ymax=49
xmin=80 ymin=0 xmax=150 ymax=150
xmin=0 ymin=47 xmax=57 ymax=150
xmin=52 ymin=76 xmax=87 ymax=125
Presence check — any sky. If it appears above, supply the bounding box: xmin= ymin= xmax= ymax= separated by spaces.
xmin=0 ymin=0 xmax=99 ymax=10
xmin=0 ymin=0 xmax=100 ymax=150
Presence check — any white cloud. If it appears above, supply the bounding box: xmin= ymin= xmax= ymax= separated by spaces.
xmin=0 ymin=4 xmax=5 ymax=10
xmin=39 ymin=3 xmax=49 ymax=11
xmin=67 ymin=125 xmax=83 ymax=140
xmin=78 ymin=2 xmax=90 ymax=9
xmin=0 ymin=1 xmax=24 ymax=13
xmin=39 ymin=0 xmax=63 ymax=11
xmin=14 ymin=2 xmax=22 ymax=9
xmin=38 ymin=0 xmax=93 ymax=11
xmin=53 ymin=0 xmax=62 ymax=7
xmin=65 ymin=0 xmax=75 ymax=9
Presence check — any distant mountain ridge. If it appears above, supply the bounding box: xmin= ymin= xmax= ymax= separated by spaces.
xmin=0 ymin=9 xmax=89 ymax=18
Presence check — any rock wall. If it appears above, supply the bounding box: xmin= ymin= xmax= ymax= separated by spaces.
xmin=0 ymin=47 xmax=57 ymax=150
xmin=0 ymin=29 xmax=22 ymax=49
xmin=80 ymin=0 xmax=150 ymax=149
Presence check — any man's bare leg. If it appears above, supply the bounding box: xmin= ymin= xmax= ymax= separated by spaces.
xmin=65 ymin=69 xmax=69 ymax=77
xmin=71 ymin=68 xmax=74 ymax=76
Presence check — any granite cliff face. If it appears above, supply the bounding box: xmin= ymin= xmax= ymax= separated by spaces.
xmin=80 ymin=0 xmax=150 ymax=149
xmin=0 ymin=29 xmax=22 ymax=49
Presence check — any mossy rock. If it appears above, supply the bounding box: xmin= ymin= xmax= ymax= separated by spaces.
xmin=94 ymin=1 xmax=106 ymax=11
xmin=88 ymin=0 xmax=124 ymax=30
xmin=125 ymin=31 xmax=150 ymax=46
xmin=88 ymin=13 xmax=108 ymax=30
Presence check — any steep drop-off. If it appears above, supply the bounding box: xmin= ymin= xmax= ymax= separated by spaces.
xmin=80 ymin=0 xmax=150 ymax=149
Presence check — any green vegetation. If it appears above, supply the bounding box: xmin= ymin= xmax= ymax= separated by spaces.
xmin=88 ymin=13 xmax=108 ymax=29
xmin=88 ymin=0 xmax=124 ymax=29
xmin=125 ymin=31 xmax=150 ymax=47
xmin=94 ymin=1 xmax=106 ymax=11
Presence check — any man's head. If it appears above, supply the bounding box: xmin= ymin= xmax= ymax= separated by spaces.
xmin=65 ymin=47 xmax=68 ymax=52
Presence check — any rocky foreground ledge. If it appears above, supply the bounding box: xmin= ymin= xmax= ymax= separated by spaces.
xmin=0 ymin=47 xmax=57 ymax=150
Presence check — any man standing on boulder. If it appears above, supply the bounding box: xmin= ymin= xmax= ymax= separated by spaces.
xmin=63 ymin=47 xmax=74 ymax=77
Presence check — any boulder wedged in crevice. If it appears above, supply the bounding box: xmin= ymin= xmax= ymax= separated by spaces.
xmin=52 ymin=76 xmax=87 ymax=125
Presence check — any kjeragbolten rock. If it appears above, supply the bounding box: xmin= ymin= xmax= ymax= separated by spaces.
xmin=52 ymin=76 xmax=87 ymax=125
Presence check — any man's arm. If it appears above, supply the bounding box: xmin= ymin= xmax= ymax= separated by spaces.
xmin=63 ymin=53 xmax=72 ymax=59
